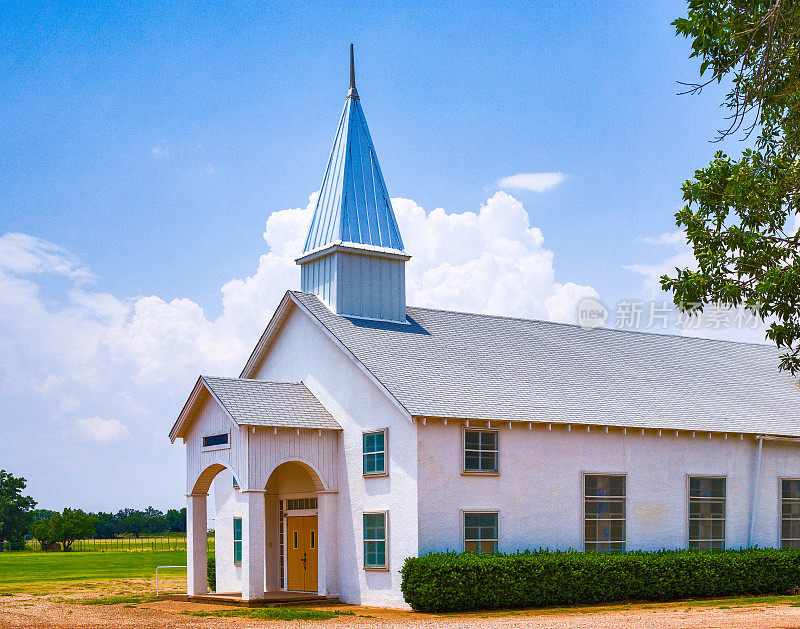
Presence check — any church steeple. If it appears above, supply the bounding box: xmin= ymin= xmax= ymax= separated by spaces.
xmin=297 ymin=46 xmax=409 ymax=323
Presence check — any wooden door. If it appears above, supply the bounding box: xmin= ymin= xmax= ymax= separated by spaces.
xmin=286 ymin=515 xmax=318 ymax=592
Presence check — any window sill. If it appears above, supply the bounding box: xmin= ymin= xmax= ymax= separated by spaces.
xmin=363 ymin=566 xmax=389 ymax=571
xmin=234 ymin=562 xmax=241 ymax=567
xmin=461 ymin=471 xmax=500 ymax=476
xmin=363 ymin=472 xmax=389 ymax=478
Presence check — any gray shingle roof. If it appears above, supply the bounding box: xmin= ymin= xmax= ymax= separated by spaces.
xmin=202 ymin=376 xmax=341 ymax=430
xmin=292 ymin=291 xmax=800 ymax=437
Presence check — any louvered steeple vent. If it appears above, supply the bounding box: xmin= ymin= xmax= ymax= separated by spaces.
xmin=296 ymin=45 xmax=409 ymax=323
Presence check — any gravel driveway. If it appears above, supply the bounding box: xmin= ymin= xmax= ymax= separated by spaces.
xmin=4 ymin=590 xmax=800 ymax=628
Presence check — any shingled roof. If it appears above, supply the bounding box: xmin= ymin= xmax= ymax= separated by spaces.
xmin=290 ymin=291 xmax=800 ymax=438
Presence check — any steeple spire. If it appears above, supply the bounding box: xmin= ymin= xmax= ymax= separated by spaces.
xmin=297 ymin=46 xmax=409 ymax=323
xmin=348 ymin=43 xmax=358 ymax=99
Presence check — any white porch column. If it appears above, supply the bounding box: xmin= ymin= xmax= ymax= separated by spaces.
xmin=317 ymin=491 xmax=339 ymax=598
xmin=186 ymin=494 xmax=208 ymax=595
xmin=241 ymin=490 xmax=266 ymax=601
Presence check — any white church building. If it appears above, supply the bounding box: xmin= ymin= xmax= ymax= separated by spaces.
xmin=170 ymin=49 xmax=800 ymax=608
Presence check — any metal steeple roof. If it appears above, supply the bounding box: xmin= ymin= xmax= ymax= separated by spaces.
xmin=302 ymin=45 xmax=405 ymax=255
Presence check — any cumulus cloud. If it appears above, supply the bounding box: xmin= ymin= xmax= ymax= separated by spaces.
xmin=497 ymin=172 xmax=566 ymax=192
xmin=76 ymin=417 xmax=131 ymax=443
xmin=0 ymin=191 xmax=595 ymax=509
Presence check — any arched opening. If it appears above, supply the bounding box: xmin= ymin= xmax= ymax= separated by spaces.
xmin=187 ymin=462 xmax=236 ymax=597
xmin=265 ymin=461 xmax=327 ymax=594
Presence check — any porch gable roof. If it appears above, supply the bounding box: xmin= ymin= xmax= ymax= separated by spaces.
xmin=170 ymin=376 xmax=341 ymax=442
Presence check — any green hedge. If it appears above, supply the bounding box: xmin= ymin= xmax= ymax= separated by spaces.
xmin=400 ymin=548 xmax=800 ymax=612
xmin=207 ymin=554 xmax=215 ymax=592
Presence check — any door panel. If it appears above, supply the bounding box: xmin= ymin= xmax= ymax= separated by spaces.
xmin=285 ymin=515 xmax=318 ymax=592
xmin=306 ymin=516 xmax=318 ymax=591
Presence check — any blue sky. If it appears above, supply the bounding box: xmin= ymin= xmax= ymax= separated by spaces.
xmin=0 ymin=1 xmax=755 ymax=511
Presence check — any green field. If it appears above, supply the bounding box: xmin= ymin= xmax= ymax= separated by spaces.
xmin=0 ymin=549 xmax=191 ymax=594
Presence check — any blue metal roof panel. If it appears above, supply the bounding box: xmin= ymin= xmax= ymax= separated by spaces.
xmin=303 ymin=93 xmax=405 ymax=254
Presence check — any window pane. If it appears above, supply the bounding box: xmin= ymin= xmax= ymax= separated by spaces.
xmin=783 ymin=479 xmax=800 ymax=499
xmin=480 ymin=431 xmax=497 ymax=450
xmin=364 ymin=513 xmax=385 ymax=540
xmin=364 ymin=540 xmax=386 ymax=567
xmin=465 ymin=431 xmax=480 ymax=449
xmin=480 ymin=452 xmax=498 ymax=472
xmin=203 ymin=433 xmax=228 ymax=447
xmin=479 ymin=541 xmax=497 ymax=554
xmin=364 ymin=452 xmax=385 ymax=474
xmin=690 ymin=477 xmax=725 ymax=498
xmin=464 ymin=512 xmax=498 ymax=551
xmin=233 ymin=518 xmax=242 ymax=541
xmin=234 ymin=540 xmax=242 ymax=564
xmin=465 ymin=451 xmax=480 ymax=470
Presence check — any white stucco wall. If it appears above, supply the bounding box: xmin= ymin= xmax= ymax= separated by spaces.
xmin=418 ymin=421 xmax=800 ymax=554
xmin=252 ymin=305 xmax=418 ymax=608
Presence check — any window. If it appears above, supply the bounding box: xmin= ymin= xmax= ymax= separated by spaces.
xmin=464 ymin=511 xmax=498 ymax=553
xmin=782 ymin=479 xmax=800 ymax=548
xmin=363 ymin=512 xmax=387 ymax=569
xmin=233 ymin=517 xmax=242 ymax=564
xmin=286 ymin=498 xmax=317 ymax=511
xmin=203 ymin=433 xmax=228 ymax=447
xmin=688 ymin=476 xmax=726 ymax=550
xmin=232 ymin=475 xmax=239 ymax=489
xmin=584 ymin=474 xmax=626 ymax=552
xmin=363 ymin=429 xmax=387 ymax=476
xmin=463 ymin=429 xmax=498 ymax=473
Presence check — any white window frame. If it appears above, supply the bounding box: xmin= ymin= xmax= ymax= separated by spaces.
xmin=462 ymin=510 xmax=499 ymax=554
xmin=780 ymin=477 xmax=800 ymax=549
xmin=687 ymin=475 xmax=726 ymax=550
xmin=582 ymin=472 xmax=627 ymax=553
xmin=201 ymin=430 xmax=231 ymax=452
xmin=362 ymin=428 xmax=388 ymax=477
xmin=363 ymin=511 xmax=388 ymax=570
xmin=462 ymin=427 xmax=499 ymax=475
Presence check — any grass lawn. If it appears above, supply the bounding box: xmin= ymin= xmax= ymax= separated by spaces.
xmin=0 ymin=549 xmax=188 ymax=594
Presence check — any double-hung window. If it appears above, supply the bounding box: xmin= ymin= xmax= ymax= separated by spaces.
xmin=688 ymin=476 xmax=726 ymax=550
xmin=782 ymin=479 xmax=800 ymax=548
xmin=463 ymin=429 xmax=498 ymax=473
xmin=363 ymin=512 xmax=387 ymax=569
xmin=233 ymin=517 xmax=242 ymax=564
xmin=363 ymin=429 xmax=387 ymax=476
xmin=463 ymin=511 xmax=498 ymax=553
xmin=584 ymin=474 xmax=626 ymax=553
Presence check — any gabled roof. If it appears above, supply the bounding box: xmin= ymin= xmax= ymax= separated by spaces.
xmin=301 ymin=48 xmax=405 ymax=255
xmin=288 ymin=291 xmax=800 ymax=438
xmin=170 ymin=376 xmax=341 ymax=442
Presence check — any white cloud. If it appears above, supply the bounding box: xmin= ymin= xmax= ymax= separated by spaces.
xmin=625 ymin=229 xmax=770 ymax=344
xmin=497 ymin=172 xmax=566 ymax=192
xmin=76 ymin=417 xmax=131 ymax=444
xmin=0 ymin=191 xmax=595 ymax=510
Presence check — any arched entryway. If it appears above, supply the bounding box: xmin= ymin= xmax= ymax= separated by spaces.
xmin=186 ymin=462 xmax=236 ymax=597
xmin=264 ymin=461 xmax=336 ymax=597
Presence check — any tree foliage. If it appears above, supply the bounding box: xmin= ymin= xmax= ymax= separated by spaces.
xmin=0 ymin=470 xmax=36 ymax=545
xmin=29 ymin=508 xmax=95 ymax=551
xmin=664 ymin=0 xmax=800 ymax=373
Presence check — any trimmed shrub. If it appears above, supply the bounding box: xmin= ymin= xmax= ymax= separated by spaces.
xmin=400 ymin=548 xmax=800 ymax=612
xmin=207 ymin=554 xmax=215 ymax=592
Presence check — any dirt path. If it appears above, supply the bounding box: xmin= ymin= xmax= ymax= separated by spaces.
xmin=4 ymin=589 xmax=800 ymax=628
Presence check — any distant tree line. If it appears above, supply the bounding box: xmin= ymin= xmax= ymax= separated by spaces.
xmin=0 ymin=469 xmax=186 ymax=551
